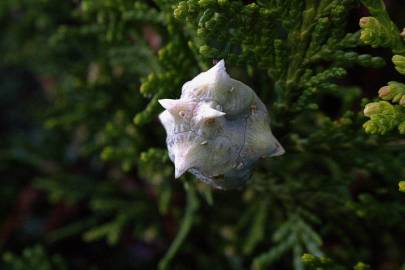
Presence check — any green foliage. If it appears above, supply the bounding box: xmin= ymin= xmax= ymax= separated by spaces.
xmin=252 ymin=212 xmax=322 ymax=270
xmin=170 ymin=0 xmax=383 ymax=116
xmin=360 ymin=0 xmax=405 ymax=135
xmin=3 ymin=246 xmax=67 ymax=270
xmin=1 ymin=1 xmax=405 ymax=270
xmin=301 ymin=253 xmax=370 ymax=270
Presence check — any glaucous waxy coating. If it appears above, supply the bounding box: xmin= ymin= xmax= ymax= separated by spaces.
xmin=158 ymin=60 xmax=284 ymax=189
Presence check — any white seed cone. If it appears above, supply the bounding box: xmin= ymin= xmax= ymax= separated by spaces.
xmin=158 ymin=59 xmax=285 ymax=188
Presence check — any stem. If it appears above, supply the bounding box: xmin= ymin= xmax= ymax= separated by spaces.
xmin=158 ymin=181 xmax=199 ymax=270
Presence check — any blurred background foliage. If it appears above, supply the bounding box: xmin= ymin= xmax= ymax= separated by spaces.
xmin=0 ymin=0 xmax=404 ymax=269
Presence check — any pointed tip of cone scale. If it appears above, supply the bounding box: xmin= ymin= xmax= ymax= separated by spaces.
xmin=158 ymin=99 xmax=178 ymax=110
xmin=215 ymin=59 xmax=225 ymax=69
xmin=270 ymin=142 xmax=285 ymax=157
xmin=174 ymin=157 xmax=191 ymax=179
xmin=195 ymin=103 xmax=226 ymax=123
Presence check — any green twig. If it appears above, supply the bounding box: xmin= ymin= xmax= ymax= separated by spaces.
xmin=158 ymin=181 xmax=199 ymax=270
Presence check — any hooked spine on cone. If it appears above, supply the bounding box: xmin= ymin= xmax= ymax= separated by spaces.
xmin=158 ymin=60 xmax=284 ymax=189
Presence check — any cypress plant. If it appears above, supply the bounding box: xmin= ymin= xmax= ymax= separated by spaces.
xmin=0 ymin=0 xmax=404 ymax=269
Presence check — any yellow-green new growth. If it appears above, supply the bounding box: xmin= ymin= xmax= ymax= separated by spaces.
xmin=360 ymin=0 xmax=405 ymax=135
xmin=392 ymin=55 xmax=405 ymax=75
xmin=363 ymin=101 xmax=405 ymax=135
xmin=359 ymin=17 xmax=395 ymax=49
xmin=399 ymin=181 xmax=405 ymax=192
xmin=378 ymin=82 xmax=405 ymax=106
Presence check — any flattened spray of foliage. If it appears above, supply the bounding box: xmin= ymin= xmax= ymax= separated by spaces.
xmin=0 ymin=0 xmax=404 ymax=270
